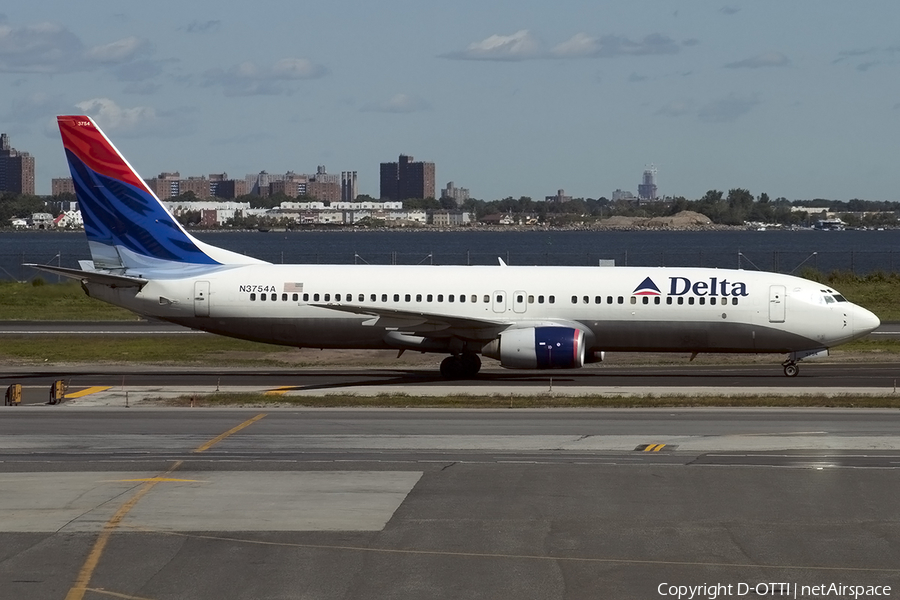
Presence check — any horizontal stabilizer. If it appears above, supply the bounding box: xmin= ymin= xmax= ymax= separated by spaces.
xmin=25 ymin=264 xmax=148 ymax=288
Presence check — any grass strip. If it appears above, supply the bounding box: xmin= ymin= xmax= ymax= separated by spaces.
xmin=164 ymin=392 xmax=900 ymax=409
xmin=0 ymin=335 xmax=294 ymax=364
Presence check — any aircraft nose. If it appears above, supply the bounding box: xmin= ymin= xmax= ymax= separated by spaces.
xmin=853 ymin=305 xmax=880 ymax=337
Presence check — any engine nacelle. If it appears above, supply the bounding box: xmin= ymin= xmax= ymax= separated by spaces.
xmin=483 ymin=327 xmax=586 ymax=369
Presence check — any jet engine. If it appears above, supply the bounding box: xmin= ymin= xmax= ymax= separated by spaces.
xmin=482 ymin=326 xmax=586 ymax=369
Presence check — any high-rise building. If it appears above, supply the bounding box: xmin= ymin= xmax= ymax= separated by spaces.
xmin=341 ymin=171 xmax=358 ymax=201
xmin=380 ymin=154 xmax=435 ymax=201
xmin=441 ymin=181 xmax=470 ymax=206
xmin=52 ymin=178 xmax=76 ymax=196
xmin=638 ymin=164 xmax=658 ymax=201
xmin=0 ymin=133 xmax=35 ymax=195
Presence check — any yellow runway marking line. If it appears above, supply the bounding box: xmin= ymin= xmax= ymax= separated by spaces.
xmin=137 ymin=529 xmax=900 ymax=574
xmin=65 ymin=460 xmax=184 ymax=600
xmin=66 ymin=386 xmax=112 ymax=399
xmin=264 ymin=386 xmax=294 ymax=396
xmin=193 ymin=413 xmax=267 ymax=453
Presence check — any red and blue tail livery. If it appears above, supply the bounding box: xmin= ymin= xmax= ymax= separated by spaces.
xmin=58 ymin=116 xmax=260 ymax=271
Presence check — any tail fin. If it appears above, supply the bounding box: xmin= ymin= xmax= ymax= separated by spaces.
xmin=58 ymin=116 xmax=264 ymax=270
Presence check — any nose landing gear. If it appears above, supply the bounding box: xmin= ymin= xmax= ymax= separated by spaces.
xmin=780 ymin=348 xmax=828 ymax=377
xmin=782 ymin=360 xmax=799 ymax=377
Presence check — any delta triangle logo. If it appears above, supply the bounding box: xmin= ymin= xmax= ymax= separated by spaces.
xmin=633 ymin=277 xmax=661 ymax=296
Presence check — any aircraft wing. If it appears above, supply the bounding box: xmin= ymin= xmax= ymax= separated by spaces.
xmin=26 ymin=264 xmax=148 ymax=288
xmin=310 ymin=302 xmax=509 ymax=339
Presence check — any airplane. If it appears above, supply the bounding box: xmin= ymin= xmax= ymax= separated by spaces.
xmin=32 ymin=115 xmax=881 ymax=379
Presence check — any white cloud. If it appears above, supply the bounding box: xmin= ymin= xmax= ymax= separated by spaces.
xmin=75 ymin=97 xmax=157 ymax=133
xmin=0 ymin=22 xmax=83 ymax=73
xmin=551 ymin=33 xmax=598 ymax=58
xmin=361 ymin=93 xmax=430 ymax=114
xmin=84 ymin=36 xmax=150 ymax=64
xmin=203 ymin=58 xmax=328 ymax=96
xmin=725 ymin=52 xmax=790 ymax=69
xmin=443 ymin=30 xmax=542 ymax=61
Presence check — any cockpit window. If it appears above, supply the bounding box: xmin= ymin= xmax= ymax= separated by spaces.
xmin=833 ymin=294 xmax=848 ymax=302
xmin=824 ymin=296 xmax=835 ymax=304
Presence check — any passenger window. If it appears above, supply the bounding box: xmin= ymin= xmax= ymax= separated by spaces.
xmin=438 ymin=294 xmax=444 ymax=302
xmin=261 ymin=294 xmax=267 ymax=302
xmin=381 ymin=294 xmax=387 ymax=302
xmin=607 ymin=296 xmax=613 ymax=304
xmin=583 ymin=296 xmax=589 ymax=304
xmin=549 ymin=296 xmax=555 ymax=304
xmin=642 ymin=297 xmax=648 ymax=305
xmin=393 ymin=294 xmax=399 ymax=302
xmin=484 ymin=295 xmax=490 ymax=303
xmin=314 ymin=293 xmax=320 ymax=301
xmin=732 ymin=297 xmax=738 ymax=305
xmin=271 ymin=293 xmax=276 ymax=301
xmin=496 ymin=294 xmax=503 ymax=303
xmin=677 ymin=297 xmax=683 ymax=305
xmin=335 ymin=294 xmax=341 ymax=301
xmin=303 ymin=293 xmax=309 ymax=301
xmin=595 ymin=296 xmax=601 ymax=304
xmin=571 ymin=296 xmax=578 ymax=304
xmin=250 ymin=293 xmax=256 ymax=301
xmin=666 ymin=297 xmax=672 ymax=305
xmin=617 ymin=296 xmax=623 ymax=304
xmin=292 ymin=293 xmax=298 ymax=301
xmin=538 ymin=295 xmax=544 ymax=304
xmin=471 ymin=295 xmax=477 ymax=303
xmin=516 ymin=295 xmax=523 ymax=303
xmin=654 ymin=297 xmax=660 ymax=305
xmin=449 ymin=295 xmax=455 ymax=302
xmin=710 ymin=297 xmax=717 ymax=306
xmin=405 ymin=294 xmax=411 ymax=302
xmin=282 ymin=293 xmax=288 ymax=301
xmin=324 ymin=294 xmax=330 ymax=301
xmin=688 ymin=297 xmax=694 ymax=305
xmin=699 ymin=297 xmax=705 ymax=305
xmin=528 ymin=295 xmax=534 ymax=304
xmin=358 ymin=294 xmax=364 ymax=302
xmin=630 ymin=297 xmax=636 ymax=305
xmin=416 ymin=294 xmax=422 ymax=302
xmin=460 ymin=294 xmax=466 ymax=303
xmin=427 ymin=294 xmax=433 ymax=302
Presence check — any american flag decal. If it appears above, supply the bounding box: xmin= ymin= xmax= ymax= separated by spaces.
xmin=283 ymin=282 xmax=304 ymax=293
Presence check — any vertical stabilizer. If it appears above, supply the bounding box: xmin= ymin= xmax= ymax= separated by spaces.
xmin=58 ymin=116 xmax=264 ymax=270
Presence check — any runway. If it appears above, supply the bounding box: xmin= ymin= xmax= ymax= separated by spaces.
xmin=0 ymin=408 xmax=898 ymax=600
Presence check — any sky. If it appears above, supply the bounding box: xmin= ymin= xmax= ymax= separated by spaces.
xmin=1 ymin=1 xmax=899 ymax=201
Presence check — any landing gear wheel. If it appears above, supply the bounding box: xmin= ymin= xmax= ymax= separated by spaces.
xmin=460 ymin=353 xmax=482 ymax=377
xmin=440 ymin=356 xmax=465 ymax=380
xmin=783 ymin=363 xmax=799 ymax=377
xmin=440 ymin=354 xmax=481 ymax=379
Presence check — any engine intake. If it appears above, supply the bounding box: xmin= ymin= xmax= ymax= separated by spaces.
xmin=483 ymin=326 xmax=586 ymax=369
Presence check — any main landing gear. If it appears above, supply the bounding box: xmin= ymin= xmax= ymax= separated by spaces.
xmin=782 ymin=360 xmax=799 ymax=378
xmin=440 ymin=353 xmax=482 ymax=379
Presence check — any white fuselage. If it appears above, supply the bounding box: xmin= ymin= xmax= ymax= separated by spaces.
xmin=86 ymin=264 xmax=879 ymax=356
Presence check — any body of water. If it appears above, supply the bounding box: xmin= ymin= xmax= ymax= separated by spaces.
xmin=3 ymin=229 xmax=899 ymax=281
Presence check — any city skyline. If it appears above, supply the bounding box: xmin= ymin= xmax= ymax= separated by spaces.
xmin=0 ymin=2 xmax=898 ymax=201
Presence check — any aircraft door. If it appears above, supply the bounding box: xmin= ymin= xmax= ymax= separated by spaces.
xmin=513 ymin=290 xmax=527 ymax=314
xmin=492 ymin=291 xmax=507 ymax=314
xmin=768 ymin=285 xmax=785 ymax=323
xmin=194 ymin=281 xmax=210 ymax=317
